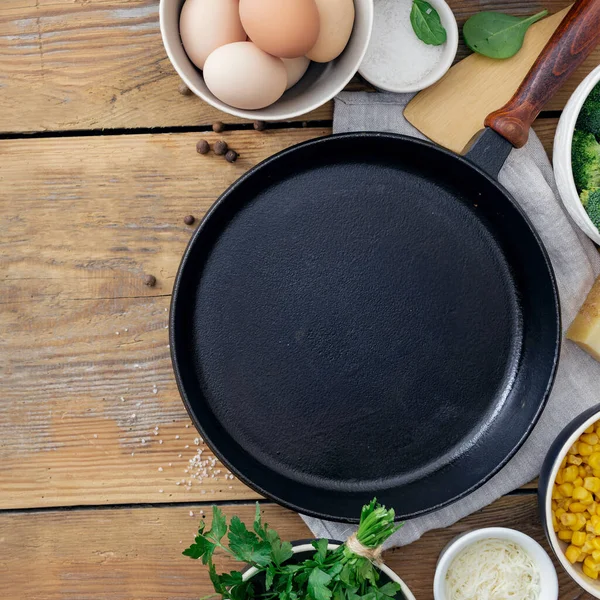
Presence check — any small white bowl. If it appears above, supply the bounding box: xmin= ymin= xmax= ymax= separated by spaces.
xmin=244 ymin=542 xmax=416 ymax=600
xmin=358 ymin=0 xmax=458 ymax=93
xmin=159 ymin=0 xmax=373 ymax=121
xmin=433 ymin=527 xmax=558 ymax=600
xmin=553 ymin=64 xmax=600 ymax=245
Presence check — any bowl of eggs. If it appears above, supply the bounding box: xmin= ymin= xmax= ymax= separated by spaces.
xmin=160 ymin=0 xmax=373 ymax=120
xmin=539 ymin=404 xmax=600 ymax=597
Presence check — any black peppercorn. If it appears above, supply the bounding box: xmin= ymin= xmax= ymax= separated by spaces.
xmin=196 ymin=140 xmax=210 ymax=154
xmin=214 ymin=140 xmax=228 ymax=155
xmin=183 ymin=215 xmax=195 ymax=225
xmin=143 ymin=274 xmax=157 ymax=287
xmin=212 ymin=121 xmax=225 ymax=133
xmin=178 ymin=82 xmax=192 ymax=96
xmin=253 ymin=120 xmax=266 ymax=131
xmin=225 ymin=150 xmax=238 ymax=163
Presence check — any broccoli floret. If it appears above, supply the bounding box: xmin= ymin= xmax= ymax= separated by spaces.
xmin=580 ymin=188 xmax=599 ymax=208
xmin=584 ymin=188 xmax=600 ymax=231
xmin=572 ymin=129 xmax=600 ymax=192
xmin=577 ymin=84 xmax=600 ymax=138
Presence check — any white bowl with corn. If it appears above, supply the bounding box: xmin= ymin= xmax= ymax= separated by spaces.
xmin=539 ymin=404 xmax=600 ymax=597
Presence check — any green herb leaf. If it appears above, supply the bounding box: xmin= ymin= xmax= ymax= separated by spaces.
xmin=266 ymin=564 xmax=276 ymax=590
xmin=308 ymin=568 xmax=333 ymax=600
xmin=206 ymin=505 xmax=227 ymax=545
xmin=376 ymin=582 xmax=401 ymax=597
xmin=182 ymin=521 xmax=217 ymax=564
xmin=254 ymin=503 xmax=269 ymax=541
xmin=228 ymin=516 xmax=272 ymax=567
xmin=410 ymin=0 xmax=447 ymax=46
xmin=270 ymin=537 xmax=294 ymax=567
xmin=463 ymin=10 xmax=548 ymax=59
xmin=220 ymin=571 xmax=244 ymax=587
xmin=208 ymin=563 xmax=226 ymax=595
xmin=312 ymin=539 xmax=329 ymax=565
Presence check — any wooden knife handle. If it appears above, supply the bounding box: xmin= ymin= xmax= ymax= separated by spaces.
xmin=484 ymin=0 xmax=600 ymax=148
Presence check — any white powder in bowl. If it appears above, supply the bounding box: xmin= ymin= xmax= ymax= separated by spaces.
xmin=360 ymin=0 xmax=445 ymax=89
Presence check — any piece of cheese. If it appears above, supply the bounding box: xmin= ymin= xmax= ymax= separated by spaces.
xmin=567 ymin=276 xmax=600 ymax=362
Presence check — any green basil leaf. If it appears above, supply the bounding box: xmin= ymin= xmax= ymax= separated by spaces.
xmin=410 ymin=0 xmax=447 ymax=46
xmin=463 ymin=10 xmax=548 ymax=59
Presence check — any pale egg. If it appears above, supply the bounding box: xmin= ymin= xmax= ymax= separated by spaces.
xmin=282 ymin=57 xmax=311 ymax=90
xmin=306 ymin=0 xmax=355 ymax=62
xmin=203 ymin=42 xmax=287 ymax=110
xmin=239 ymin=0 xmax=320 ymax=59
xmin=179 ymin=0 xmax=246 ymax=70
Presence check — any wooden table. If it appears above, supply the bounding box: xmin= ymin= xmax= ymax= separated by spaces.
xmin=1 ymin=1 xmax=598 ymax=598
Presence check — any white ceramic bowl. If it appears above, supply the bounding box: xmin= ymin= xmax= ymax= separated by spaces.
xmin=539 ymin=404 xmax=600 ymax=598
xmin=433 ymin=527 xmax=558 ymax=600
xmin=553 ymin=64 xmax=600 ymax=245
xmin=159 ymin=0 xmax=373 ymax=121
xmin=358 ymin=0 xmax=458 ymax=93
xmin=244 ymin=542 xmax=416 ymax=600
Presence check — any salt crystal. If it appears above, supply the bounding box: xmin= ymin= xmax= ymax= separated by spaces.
xmin=93 ymin=434 xmax=98 ymax=439
xmin=141 ymin=438 xmax=146 ymax=444
xmin=116 ymin=331 xmax=119 ymax=335
xmin=190 ymin=511 xmax=194 ymax=517
xmin=120 ymin=397 xmax=125 ymax=402
xmin=159 ymin=440 xmax=163 ymax=444
xmin=152 ymin=389 xmax=158 ymax=394
xmin=176 ymin=482 xmax=181 ymax=485
xmin=158 ymin=467 xmax=163 ymax=472
xmin=185 ymin=445 xmax=189 ymax=449
xmin=178 ymin=454 xmax=182 ymax=458
xmin=124 ymin=328 xmax=128 ymax=332
xmin=131 ymin=452 xmax=135 ymax=456
xmin=175 ymin=435 xmax=180 ymax=439
xmin=159 ymin=489 xmax=163 ymax=493
xmin=185 ymin=424 xmax=190 ymax=428
xmin=169 ymin=463 xmax=172 ymax=467
xmin=360 ymin=0 xmax=445 ymax=88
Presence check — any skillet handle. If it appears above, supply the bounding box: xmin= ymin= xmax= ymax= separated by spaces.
xmin=484 ymin=0 xmax=600 ymax=149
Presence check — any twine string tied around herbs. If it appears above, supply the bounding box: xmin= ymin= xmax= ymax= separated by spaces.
xmin=345 ymin=533 xmax=384 ymax=565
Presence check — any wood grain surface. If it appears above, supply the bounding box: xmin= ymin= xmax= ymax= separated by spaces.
xmin=2 ymin=499 xmax=593 ymax=599
xmin=0 ymin=122 xmax=558 ymax=510
xmin=0 ymin=0 xmax=596 ymax=133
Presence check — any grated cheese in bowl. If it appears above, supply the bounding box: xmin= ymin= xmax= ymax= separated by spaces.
xmin=445 ymin=538 xmax=541 ymax=600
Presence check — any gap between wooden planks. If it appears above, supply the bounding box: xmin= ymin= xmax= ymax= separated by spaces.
xmin=0 ymin=0 xmax=595 ymax=133
xmin=0 ymin=122 xmax=557 ymax=510
xmin=1 ymin=499 xmax=592 ymax=600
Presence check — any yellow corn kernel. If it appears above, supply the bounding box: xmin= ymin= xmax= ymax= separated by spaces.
xmin=578 ymin=552 xmax=588 ymax=562
xmin=552 ymin=500 xmax=558 ymax=510
xmin=574 ymin=487 xmax=594 ymax=504
xmin=564 ymin=466 xmax=580 ymax=482
xmin=559 ymin=530 xmax=574 ymax=541
xmin=583 ymin=564 xmax=599 ymax=579
xmin=595 ymin=445 xmax=600 ymax=452
xmin=585 ymin=555 xmax=600 ymax=571
xmin=570 ymin=502 xmax=588 ymax=513
xmin=556 ymin=507 xmax=566 ymax=519
xmin=564 ymin=499 xmax=573 ymax=511
xmin=590 ymin=515 xmax=600 ymax=535
xmin=595 ymin=425 xmax=600 ymax=437
xmin=573 ymin=531 xmax=587 ymax=545
xmin=593 ymin=550 xmax=600 ymax=562
xmin=587 ymin=465 xmax=594 ymax=474
xmin=552 ymin=513 xmax=560 ymax=532
xmin=590 ymin=502 xmax=598 ymax=516
xmin=575 ymin=514 xmax=588 ymax=531
xmin=589 ymin=453 xmax=600 ymax=470
xmin=581 ymin=466 xmax=590 ymax=477
xmin=560 ymin=456 xmax=568 ymax=469
xmin=559 ymin=483 xmax=575 ymax=497
xmin=569 ymin=443 xmax=579 ymax=455
xmin=552 ymin=487 xmax=563 ymax=500
xmin=580 ymin=443 xmax=594 ymax=456
xmin=583 ymin=541 xmax=595 ymax=554
xmin=562 ymin=513 xmax=578 ymax=526
xmin=583 ymin=434 xmax=600 ymax=446
xmin=575 ymin=477 xmax=585 ymax=487
xmin=566 ymin=545 xmax=581 ymax=563
xmin=586 ymin=425 xmax=596 ymax=434
xmin=568 ymin=455 xmax=583 ymax=466
xmin=585 ymin=477 xmax=600 ymax=493
xmin=592 ymin=538 xmax=600 ymax=550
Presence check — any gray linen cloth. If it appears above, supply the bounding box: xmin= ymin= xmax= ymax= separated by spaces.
xmin=301 ymin=91 xmax=600 ymax=547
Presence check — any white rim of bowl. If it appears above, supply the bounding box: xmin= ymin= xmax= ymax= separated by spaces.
xmin=543 ymin=411 xmax=600 ymax=598
xmin=433 ymin=527 xmax=558 ymax=600
xmin=358 ymin=0 xmax=458 ymax=93
xmin=159 ymin=0 xmax=374 ymax=121
xmin=243 ymin=543 xmax=416 ymax=600
xmin=553 ymin=64 xmax=600 ymax=245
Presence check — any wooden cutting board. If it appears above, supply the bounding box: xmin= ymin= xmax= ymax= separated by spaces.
xmin=404 ymin=6 xmax=571 ymax=154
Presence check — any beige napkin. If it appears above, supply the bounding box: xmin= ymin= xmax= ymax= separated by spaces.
xmin=301 ymin=91 xmax=600 ymax=546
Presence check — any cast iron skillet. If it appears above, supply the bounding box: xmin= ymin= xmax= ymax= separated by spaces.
xmin=170 ymin=1 xmax=600 ymax=522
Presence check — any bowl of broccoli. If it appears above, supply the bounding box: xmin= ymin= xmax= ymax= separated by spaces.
xmin=554 ymin=64 xmax=600 ymax=245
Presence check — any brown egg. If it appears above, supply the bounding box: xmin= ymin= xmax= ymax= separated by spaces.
xmin=282 ymin=57 xmax=310 ymax=90
xmin=306 ymin=0 xmax=355 ymax=62
xmin=239 ymin=0 xmax=320 ymax=59
xmin=179 ymin=0 xmax=246 ymax=70
xmin=203 ymin=42 xmax=287 ymax=110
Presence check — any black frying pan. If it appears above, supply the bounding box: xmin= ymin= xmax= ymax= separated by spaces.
xmin=170 ymin=1 xmax=600 ymax=522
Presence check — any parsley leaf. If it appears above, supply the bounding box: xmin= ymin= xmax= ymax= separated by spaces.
xmin=182 ymin=521 xmax=217 ymax=564
xmin=308 ymin=567 xmax=333 ymax=600
xmin=228 ymin=516 xmax=272 ymax=567
xmin=312 ymin=539 xmax=328 ymax=565
xmin=206 ymin=506 xmax=227 ymax=545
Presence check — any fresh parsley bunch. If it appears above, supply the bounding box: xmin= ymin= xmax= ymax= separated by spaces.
xmin=183 ymin=499 xmax=405 ymax=600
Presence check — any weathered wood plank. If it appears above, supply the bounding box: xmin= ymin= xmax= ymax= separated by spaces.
xmin=0 ymin=499 xmax=592 ymax=599
xmin=0 ymin=123 xmax=556 ymax=508
xmin=0 ymin=0 xmax=594 ymax=133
